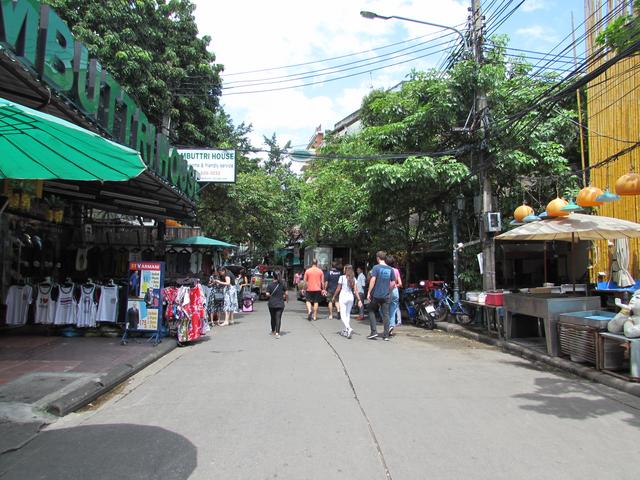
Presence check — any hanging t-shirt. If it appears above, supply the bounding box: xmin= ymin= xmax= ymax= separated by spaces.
xmin=165 ymin=249 xmax=178 ymax=274
xmin=34 ymin=283 xmax=55 ymax=325
xmin=190 ymin=251 xmax=203 ymax=275
xmin=53 ymin=284 xmax=77 ymax=325
xmin=75 ymin=247 xmax=89 ymax=272
xmin=129 ymin=249 xmax=142 ymax=263
xmin=141 ymin=248 xmax=155 ymax=261
xmin=177 ymin=249 xmax=191 ymax=274
xmin=96 ymin=285 xmax=119 ymax=322
xmin=77 ymin=284 xmax=97 ymax=328
xmin=5 ymin=285 xmax=33 ymax=325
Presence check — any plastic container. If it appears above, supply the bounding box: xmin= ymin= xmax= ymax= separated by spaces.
xmin=485 ymin=291 xmax=504 ymax=306
xmin=477 ymin=293 xmax=487 ymax=304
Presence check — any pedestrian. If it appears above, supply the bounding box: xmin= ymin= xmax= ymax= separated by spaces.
xmin=386 ymin=255 xmax=403 ymax=336
xmin=207 ymin=272 xmax=225 ymax=325
xmin=324 ymin=260 xmax=341 ymax=320
xmin=303 ymin=258 xmax=324 ymax=321
xmin=237 ymin=268 xmax=250 ymax=304
xmin=332 ymin=264 xmax=362 ymax=339
xmin=356 ymin=266 xmax=367 ymax=320
xmin=366 ymin=251 xmax=396 ymax=341
xmin=266 ymin=270 xmax=288 ymax=338
xmin=293 ymin=270 xmax=302 ymax=292
xmin=214 ymin=266 xmax=238 ymax=326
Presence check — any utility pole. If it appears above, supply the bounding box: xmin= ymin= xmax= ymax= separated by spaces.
xmin=471 ymin=0 xmax=496 ymax=291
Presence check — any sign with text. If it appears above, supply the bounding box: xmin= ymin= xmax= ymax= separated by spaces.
xmin=177 ymin=149 xmax=236 ymax=183
xmin=127 ymin=261 xmax=164 ymax=331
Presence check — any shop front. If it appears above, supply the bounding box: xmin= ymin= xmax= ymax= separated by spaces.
xmin=0 ymin=0 xmax=201 ymax=339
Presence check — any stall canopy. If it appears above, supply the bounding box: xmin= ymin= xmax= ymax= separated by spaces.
xmin=0 ymin=98 xmax=145 ymax=181
xmin=495 ymin=213 xmax=640 ymax=241
xmin=167 ymin=236 xmax=237 ymax=248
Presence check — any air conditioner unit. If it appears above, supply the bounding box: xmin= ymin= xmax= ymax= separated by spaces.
xmin=485 ymin=212 xmax=502 ymax=232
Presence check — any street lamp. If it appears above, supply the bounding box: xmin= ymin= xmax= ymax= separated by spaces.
xmin=359 ymin=10 xmax=468 ymax=50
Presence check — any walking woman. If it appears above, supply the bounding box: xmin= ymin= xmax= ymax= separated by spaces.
xmin=332 ymin=264 xmax=362 ymax=339
xmin=386 ymin=255 xmax=403 ymax=335
xmin=214 ymin=266 xmax=238 ymax=326
xmin=266 ymin=270 xmax=288 ymax=338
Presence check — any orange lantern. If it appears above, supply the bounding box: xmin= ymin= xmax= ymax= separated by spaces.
xmin=615 ymin=171 xmax=640 ymax=196
xmin=513 ymin=204 xmax=534 ymax=222
xmin=576 ymin=186 xmax=603 ymax=207
xmin=546 ymin=197 xmax=570 ymax=217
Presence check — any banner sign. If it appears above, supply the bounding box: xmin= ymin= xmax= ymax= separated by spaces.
xmin=177 ymin=149 xmax=236 ymax=183
xmin=127 ymin=261 xmax=164 ymax=332
xmin=0 ymin=0 xmax=199 ymax=201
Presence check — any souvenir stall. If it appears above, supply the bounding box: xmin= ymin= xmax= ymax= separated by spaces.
xmin=165 ymin=236 xmax=236 ymax=280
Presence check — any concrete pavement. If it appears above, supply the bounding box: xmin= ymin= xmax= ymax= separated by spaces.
xmin=2 ymin=297 xmax=640 ymax=479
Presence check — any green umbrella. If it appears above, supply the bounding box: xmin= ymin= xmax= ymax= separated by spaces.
xmin=0 ymin=98 xmax=146 ymax=181
xmin=166 ymin=236 xmax=237 ymax=248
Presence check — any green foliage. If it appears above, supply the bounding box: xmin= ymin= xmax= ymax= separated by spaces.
xmin=43 ymin=0 xmax=227 ymax=147
xmin=596 ymin=1 xmax=640 ymax=53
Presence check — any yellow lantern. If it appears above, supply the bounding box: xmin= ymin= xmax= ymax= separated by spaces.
xmin=615 ymin=171 xmax=640 ymax=196
xmin=576 ymin=186 xmax=603 ymax=207
xmin=513 ymin=204 xmax=534 ymax=222
xmin=546 ymin=197 xmax=570 ymax=217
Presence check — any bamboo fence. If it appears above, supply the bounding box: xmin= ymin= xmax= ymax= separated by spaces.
xmin=585 ymin=0 xmax=639 ymax=281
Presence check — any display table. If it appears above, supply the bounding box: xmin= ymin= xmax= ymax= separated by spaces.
xmin=460 ymin=300 xmax=504 ymax=338
xmin=597 ymin=332 xmax=640 ymax=382
xmin=503 ymin=294 xmax=601 ymax=357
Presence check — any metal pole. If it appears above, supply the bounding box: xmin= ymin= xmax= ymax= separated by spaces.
xmin=471 ymin=0 xmax=495 ymax=291
xmin=453 ymin=208 xmax=460 ymax=302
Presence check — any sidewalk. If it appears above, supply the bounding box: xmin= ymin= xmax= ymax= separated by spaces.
xmin=434 ymin=320 xmax=640 ymax=397
xmin=0 ymin=333 xmax=176 ymax=453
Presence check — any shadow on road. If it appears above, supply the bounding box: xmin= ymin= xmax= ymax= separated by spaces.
xmin=510 ymin=374 xmax=640 ymax=428
xmin=0 ymin=423 xmax=197 ymax=479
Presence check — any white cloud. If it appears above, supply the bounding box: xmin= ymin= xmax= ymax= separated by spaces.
xmin=515 ymin=25 xmax=558 ymax=42
xmin=521 ymin=0 xmax=547 ymax=12
xmin=193 ymin=0 xmax=469 ymax=149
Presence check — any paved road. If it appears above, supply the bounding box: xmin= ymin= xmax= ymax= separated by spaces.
xmin=2 ymin=296 xmax=639 ymax=479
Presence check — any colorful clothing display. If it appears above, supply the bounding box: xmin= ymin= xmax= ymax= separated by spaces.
xmin=163 ymin=285 xmax=208 ymax=343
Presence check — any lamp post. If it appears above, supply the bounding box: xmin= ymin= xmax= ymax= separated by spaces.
xmin=359 ymin=10 xmax=468 ymax=50
xmin=452 ymin=194 xmax=466 ymax=303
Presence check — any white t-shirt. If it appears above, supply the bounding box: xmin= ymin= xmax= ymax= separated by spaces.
xmin=5 ymin=285 xmax=33 ymax=325
xmin=338 ymin=275 xmax=355 ymax=301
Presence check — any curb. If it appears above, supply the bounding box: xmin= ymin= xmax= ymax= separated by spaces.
xmin=435 ymin=321 xmax=640 ymax=398
xmin=45 ymin=339 xmax=177 ymax=417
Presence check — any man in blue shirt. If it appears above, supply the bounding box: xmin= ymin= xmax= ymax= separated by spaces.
xmin=366 ymin=251 xmax=396 ymax=340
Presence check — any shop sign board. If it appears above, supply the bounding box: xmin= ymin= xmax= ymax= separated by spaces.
xmin=0 ymin=0 xmax=199 ymax=201
xmin=126 ymin=261 xmax=164 ymax=333
xmin=177 ymin=149 xmax=236 ymax=183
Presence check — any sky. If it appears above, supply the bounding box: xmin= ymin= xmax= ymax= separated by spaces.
xmin=192 ymin=0 xmax=586 ymax=153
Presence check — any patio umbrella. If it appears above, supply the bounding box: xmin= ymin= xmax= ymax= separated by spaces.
xmin=496 ymin=213 xmax=640 ymax=290
xmin=0 ymin=98 xmax=145 ymax=181
xmin=495 ymin=213 xmax=640 ymax=242
xmin=166 ymin=236 xmax=237 ymax=248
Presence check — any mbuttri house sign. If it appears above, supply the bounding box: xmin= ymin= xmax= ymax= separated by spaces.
xmin=0 ymin=0 xmax=199 ymax=200
xmin=177 ymin=149 xmax=236 ymax=183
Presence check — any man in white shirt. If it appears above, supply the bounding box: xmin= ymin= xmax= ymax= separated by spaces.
xmin=356 ymin=266 xmax=366 ymax=320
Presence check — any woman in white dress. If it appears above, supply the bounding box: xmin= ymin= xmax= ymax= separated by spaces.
xmin=332 ymin=264 xmax=362 ymax=339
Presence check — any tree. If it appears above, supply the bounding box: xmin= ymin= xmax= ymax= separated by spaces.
xmin=304 ymin=36 xmax=580 ymax=285
xmin=44 ymin=0 xmax=228 ymax=147
xmin=596 ymin=1 xmax=640 ymax=53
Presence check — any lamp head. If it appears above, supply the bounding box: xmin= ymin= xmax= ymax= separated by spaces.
xmin=360 ymin=10 xmax=378 ymax=19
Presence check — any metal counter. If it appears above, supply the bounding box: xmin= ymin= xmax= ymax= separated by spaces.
xmin=503 ymin=293 xmax=601 ymax=356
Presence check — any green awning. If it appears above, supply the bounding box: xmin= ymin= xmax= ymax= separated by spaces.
xmin=0 ymin=98 xmax=146 ymax=181
xmin=166 ymin=236 xmax=237 ymax=248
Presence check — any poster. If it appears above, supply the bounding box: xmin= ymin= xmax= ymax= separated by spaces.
xmin=127 ymin=262 xmax=164 ymax=331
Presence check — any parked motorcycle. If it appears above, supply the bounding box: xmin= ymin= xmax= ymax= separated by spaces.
xmin=402 ymin=287 xmax=437 ymax=330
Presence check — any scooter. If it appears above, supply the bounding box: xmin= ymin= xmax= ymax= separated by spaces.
xmin=402 ymin=287 xmax=437 ymax=329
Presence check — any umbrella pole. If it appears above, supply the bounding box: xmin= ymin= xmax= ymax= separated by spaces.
xmin=571 ymin=232 xmax=576 ymax=294
xmin=543 ymin=241 xmax=548 ymax=284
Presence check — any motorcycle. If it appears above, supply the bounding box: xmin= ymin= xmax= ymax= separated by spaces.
xmin=402 ymin=287 xmax=437 ymax=330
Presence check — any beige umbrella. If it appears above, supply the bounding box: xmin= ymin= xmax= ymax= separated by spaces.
xmin=496 ymin=213 xmax=640 ymax=290
xmin=495 ymin=213 xmax=640 ymax=241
